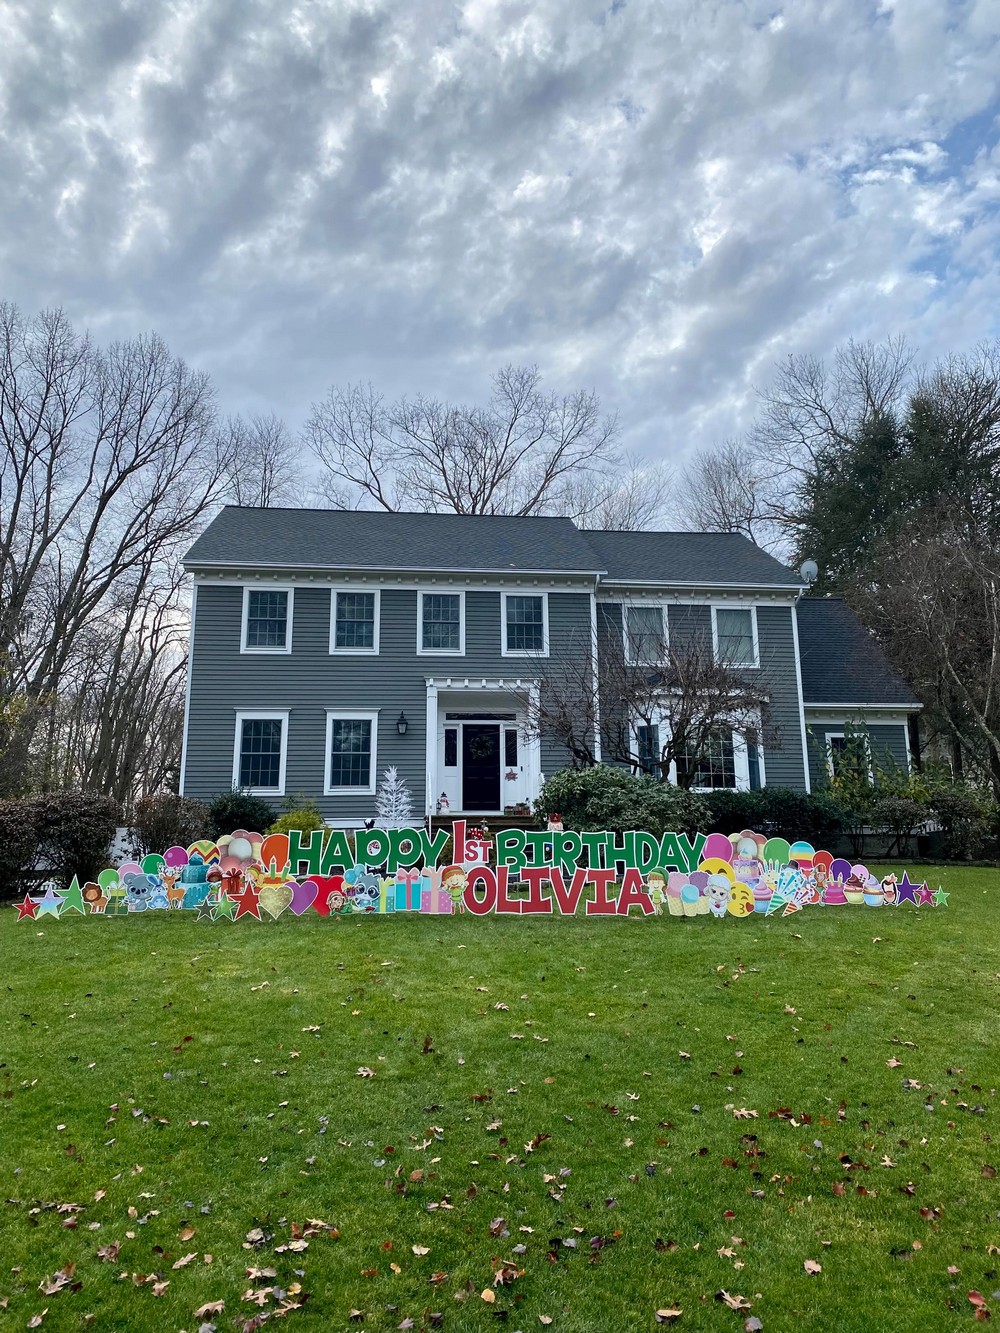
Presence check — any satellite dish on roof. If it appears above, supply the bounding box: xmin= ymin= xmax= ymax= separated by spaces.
xmin=799 ymin=559 xmax=819 ymax=585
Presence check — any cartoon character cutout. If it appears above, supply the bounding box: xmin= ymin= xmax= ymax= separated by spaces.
xmin=646 ymin=869 xmax=667 ymax=916
xmin=122 ymin=871 xmax=155 ymax=912
xmin=730 ymin=830 xmax=765 ymax=888
xmin=705 ymin=873 xmax=732 ymax=918
xmin=82 ymin=882 xmax=108 ymax=914
xmin=327 ymin=887 xmax=351 ymax=915
xmin=547 ymin=813 xmax=564 ymax=833
xmin=441 ymin=864 xmax=467 ymax=909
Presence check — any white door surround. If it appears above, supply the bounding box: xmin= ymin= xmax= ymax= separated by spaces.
xmin=425 ymin=677 xmax=541 ymax=817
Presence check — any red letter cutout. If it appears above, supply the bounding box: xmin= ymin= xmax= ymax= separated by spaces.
xmin=549 ymin=867 xmax=589 ymax=915
xmin=520 ymin=867 xmax=553 ymax=914
xmin=585 ymin=869 xmax=618 ymax=915
xmin=616 ymin=868 xmax=655 ymax=916
xmin=494 ymin=866 xmax=520 ymax=914
xmin=463 ymin=866 xmax=496 ymax=915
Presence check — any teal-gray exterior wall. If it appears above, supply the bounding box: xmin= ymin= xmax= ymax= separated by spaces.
xmin=595 ymin=599 xmax=809 ymax=791
xmin=805 ymin=719 xmax=911 ymax=791
xmin=182 ymin=583 xmax=590 ymax=819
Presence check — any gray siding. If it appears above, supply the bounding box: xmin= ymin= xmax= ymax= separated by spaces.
xmin=183 ymin=583 xmax=588 ymax=819
xmin=806 ymin=719 xmax=910 ymax=790
xmin=596 ymin=600 xmax=809 ymax=791
xmin=756 ymin=605 xmax=808 ymax=790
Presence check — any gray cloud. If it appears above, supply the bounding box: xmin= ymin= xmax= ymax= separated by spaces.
xmin=1 ymin=0 xmax=998 ymax=494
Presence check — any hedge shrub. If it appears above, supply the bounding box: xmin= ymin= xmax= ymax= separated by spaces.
xmin=0 ymin=798 xmax=43 ymax=899
xmin=536 ymin=766 xmax=710 ymax=837
xmin=130 ymin=793 xmax=211 ymax=856
xmin=208 ymin=790 xmax=277 ymax=839
xmin=702 ymin=787 xmax=845 ymax=845
xmin=268 ymin=799 xmax=327 ymax=838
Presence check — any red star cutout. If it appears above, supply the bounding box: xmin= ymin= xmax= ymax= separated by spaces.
xmin=233 ymin=887 xmax=262 ymax=920
xmin=15 ymin=894 xmax=37 ymax=920
xmin=916 ymin=884 xmax=934 ymax=906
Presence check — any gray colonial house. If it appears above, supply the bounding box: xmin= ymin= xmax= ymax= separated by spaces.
xmin=179 ymin=508 xmax=919 ymax=825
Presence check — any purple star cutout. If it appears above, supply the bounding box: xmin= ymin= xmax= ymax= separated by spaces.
xmin=895 ymin=872 xmax=919 ymax=905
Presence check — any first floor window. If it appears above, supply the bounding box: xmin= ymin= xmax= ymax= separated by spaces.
xmin=676 ymin=731 xmax=737 ymax=789
xmin=235 ymin=714 xmax=286 ymax=793
xmin=714 ymin=607 xmax=757 ymax=666
xmin=827 ymin=733 xmax=869 ymax=780
xmin=626 ymin=606 xmax=665 ymax=663
xmin=504 ymin=594 xmax=546 ymax=654
xmin=243 ymin=588 xmax=291 ymax=651
xmin=636 ymin=723 xmax=660 ymax=774
xmin=327 ymin=713 xmax=376 ymax=791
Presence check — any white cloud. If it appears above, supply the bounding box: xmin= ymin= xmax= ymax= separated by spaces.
xmin=0 ymin=0 xmax=997 ymax=492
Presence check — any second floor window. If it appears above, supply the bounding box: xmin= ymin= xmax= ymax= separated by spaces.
xmin=625 ymin=605 xmax=665 ymax=663
xmin=421 ymin=592 xmax=462 ymax=652
xmin=243 ymin=589 xmax=291 ymax=652
xmin=333 ymin=591 xmax=377 ymax=651
xmin=504 ymin=593 xmax=546 ymax=654
xmin=714 ymin=607 xmax=757 ymax=667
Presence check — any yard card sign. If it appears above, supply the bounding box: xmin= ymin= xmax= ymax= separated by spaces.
xmin=18 ymin=823 xmax=948 ymax=922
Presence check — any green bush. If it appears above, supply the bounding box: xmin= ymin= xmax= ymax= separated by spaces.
xmin=32 ymin=791 xmax=120 ymax=888
xmin=869 ymin=794 xmax=926 ymax=856
xmin=130 ymin=793 xmax=211 ymax=855
xmin=703 ymin=788 xmax=845 ymax=846
xmin=208 ymin=789 xmax=277 ymax=839
xmin=268 ymin=798 xmax=327 ymax=837
xmin=924 ymin=777 xmax=995 ymax=860
xmin=536 ymin=766 xmax=710 ymax=837
xmin=0 ymin=798 xmax=42 ymax=899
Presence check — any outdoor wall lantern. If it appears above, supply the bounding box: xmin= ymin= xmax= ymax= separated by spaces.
xmin=396 ymin=711 xmax=409 ymax=736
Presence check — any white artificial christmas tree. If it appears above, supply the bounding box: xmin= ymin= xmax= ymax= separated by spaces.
xmin=374 ymin=766 xmax=413 ymax=829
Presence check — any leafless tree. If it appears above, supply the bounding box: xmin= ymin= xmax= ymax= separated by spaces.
xmin=0 ymin=303 xmax=231 ymax=796
xmin=521 ymin=623 xmax=772 ymax=787
xmin=677 ymin=437 xmax=789 ymax=553
xmin=859 ymin=518 xmax=1000 ymax=797
xmin=220 ymin=411 xmax=300 ymax=507
xmin=305 ymin=364 xmax=622 ymax=518
xmin=565 ymin=453 xmax=673 ymax=531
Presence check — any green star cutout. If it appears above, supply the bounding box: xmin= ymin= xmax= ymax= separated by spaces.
xmin=212 ymin=894 xmax=236 ymax=921
xmin=196 ymin=898 xmax=217 ymax=921
xmin=58 ymin=875 xmax=86 ymax=915
xmin=933 ymin=887 xmax=949 ymax=908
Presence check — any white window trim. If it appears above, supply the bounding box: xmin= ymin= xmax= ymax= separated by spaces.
xmin=630 ymin=710 xmax=764 ymax=792
xmin=233 ymin=710 xmax=289 ymax=796
xmin=325 ymin=708 xmax=379 ymax=796
xmin=825 ymin=730 xmax=874 ymax=781
xmin=417 ymin=588 xmax=466 ymax=656
xmin=240 ymin=586 xmax=294 ymax=654
xmin=501 ymin=591 xmax=549 ymax=658
xmin=330 ymin=587 xmax=381 ymax=655
xmin=622 ymin=601 xmax=669 ymax=665
xmin=711 ymin=603 xmax=760 ymax=669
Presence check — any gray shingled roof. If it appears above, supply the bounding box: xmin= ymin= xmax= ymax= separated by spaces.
xmin=184 ymin=507 xmax=605 ymax=574
xmin=583 ymin=528 xmax=802 ymax=587
xmin=796 ymin=597 xmax=919 ymax=707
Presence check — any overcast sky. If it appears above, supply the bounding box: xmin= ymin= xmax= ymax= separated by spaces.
xmin=2 ymin=0 xmax=999 ymax=479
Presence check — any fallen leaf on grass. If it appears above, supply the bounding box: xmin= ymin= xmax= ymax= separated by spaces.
xmin=412 ymin=1246 xmax=430 ymax=1256
xmin=152 ymin=1281 xmax=169 ymax=1297
xmin=480 ymin=1289 xmax=496 ymax=1303
xmin=804 ymin=1259 xmax=822 ymax=1275
xmin=194 ymin=1300 xmax=225 ymax=1317
xmin=655 ymin=1308 xmax=683 ymax=1323
xmin=27 ymin=1312 xmax=47 ymax=1328
xmin=173 ymin=1253 xmax=198 ymax=1269
xmin=716 ymin=1291 xmax=752 ymax=1311
xmin=357 ymin=1067 xmax=376 ymax=1079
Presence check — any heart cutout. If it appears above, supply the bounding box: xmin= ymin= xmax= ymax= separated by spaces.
xmin=258 ymin=882 xmax=294 ymax=919
xmin=290 ymin=879 xmax=319 ymax=916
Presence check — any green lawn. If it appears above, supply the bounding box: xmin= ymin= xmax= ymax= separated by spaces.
xmin=2 ymin=867 xmax=998 ymax=1332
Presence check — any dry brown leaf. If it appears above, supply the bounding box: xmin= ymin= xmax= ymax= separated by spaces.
xmin=804 ymin=1259 xmax=822 ymax=1275
xmin=480 ymin=1289 xmax=496 ymax=1303
xmin=412 ymin=1245 xmax=430 ymax=1256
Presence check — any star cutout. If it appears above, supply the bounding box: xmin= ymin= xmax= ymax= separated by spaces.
xmin=58 ymin=875 xmax=86 ymax=915
xmin=212 ymin=893 xmax=237 ymax=921
xmin=895 ymin=872 xmax=919 ymax=905
xmin=196 ymin=897 xmax=217 ymax=921
xmin=232 ymin=888 xmax=262 ymax=921
xmin=34 ymin=883 xmax=64 ymax=918
xmin=14 ymin=894 xmax=37 ymax=920
xmin=933 ymin=887 xmax=949 ymax=908
xmin=916 ymin=883 xmax=934 ymax=907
